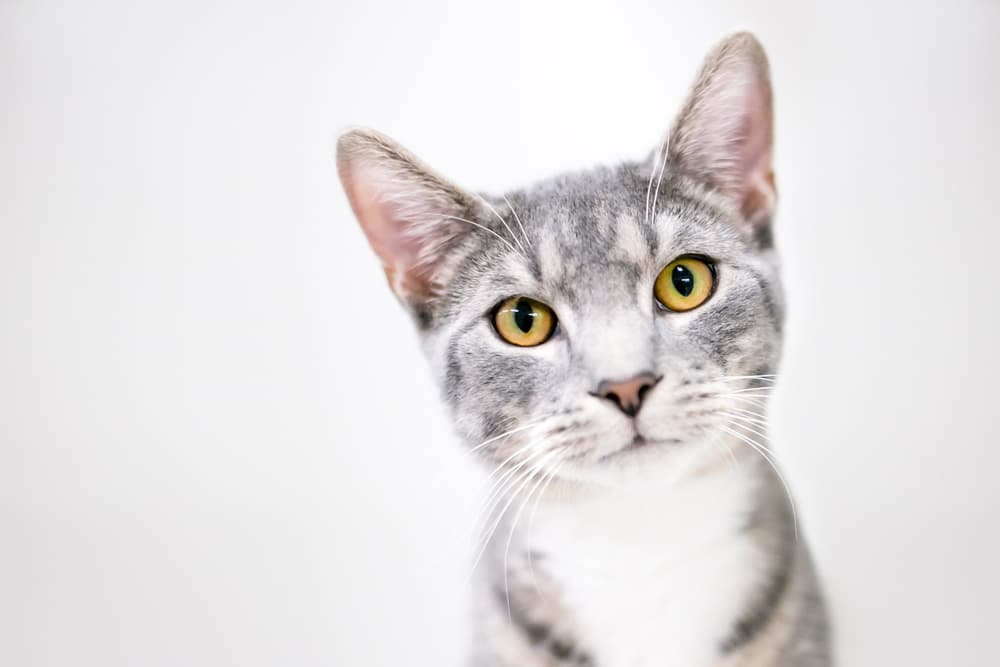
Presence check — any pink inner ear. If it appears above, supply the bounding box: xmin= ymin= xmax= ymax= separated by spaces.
xmin=737 ymin=82 xmax=776 ymax=225
xmin=740 ymin=78 xmax=771 ymax=169
xmin=741 ymin=165 xmax=776 ymax=226
xmin=345 ymin=167 xmax=441 ymax=300
xmin=668 ymin=40 xmax=776 ymax=226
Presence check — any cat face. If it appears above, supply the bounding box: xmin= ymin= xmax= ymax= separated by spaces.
xmin=338 ymin=33 xmax=781 ymax=485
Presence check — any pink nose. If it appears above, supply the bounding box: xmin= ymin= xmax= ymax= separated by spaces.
xmin=592 ymin=372 xmax=660 ymax=417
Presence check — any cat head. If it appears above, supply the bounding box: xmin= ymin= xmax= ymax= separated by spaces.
xmin=337 ymin=33 xmax=782 ymax=486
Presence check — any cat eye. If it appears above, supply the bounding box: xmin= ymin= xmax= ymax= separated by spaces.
xmin=492 ymin=296 xmax=556 ymax=347
xmin=654 ymin=256 xmax=716 ymax=312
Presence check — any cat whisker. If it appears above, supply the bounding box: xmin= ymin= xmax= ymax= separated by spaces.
xmin=437 ymin=214 xmax=523 ymax=257
xmin=431 ymin=420 xmax=545 ymax=522
xmin=710 ymin=377 xmax=778 ymax=390
xmin=468 ymin=449 xmax=564 ymax=581
xmin=649 ymin=138 xmax=670 ymax=225
xmin=502 ymin=194 xmax=532 ymax=250
xmin=718 ymin=423 xmax=798 ymax=539
xmin=721 ymin=410 xmax=770 ymax=429
xmin=470 ymin=445 xmax=555 ymax=542
xmin=478 ymin=441 xmax=544 ymax=486
xmin=718 ymin=390 xmax=771 ymax=401
xmin=722 ymin=395 xmax=769 ymax=408
xmin=720 ymin=385 xmax=777 ymax=395
xmin=477 ymin=195 xmax=528 ymax=255
xmin=722 ymin=405 xmax=770 ymax=421
xmin=645 ymin=133 xmax=669 ymax=225
xmin=718 ymin=394 xmax=774 ymax=403
xmin=461 ymin=458 xmax=540 ymax=560
xmin=708 ymin=431 xmax=741 ymax=471
xmin=525 ymin=460 xmax=565 ymax=594
xmin=502 ymin=448 xmax=568 ymax=621
xmin=721 ymin=412 xmax=773 ymax=442
xmin=444 ymin=438 xmax=548 ymax=552
xmin=467 ymin=419 xmax=547 ymax=456
xmin=473 ymin=417 xmax=586 ymax=516
xmin=712 ymin=374 xmax=779 ymax=382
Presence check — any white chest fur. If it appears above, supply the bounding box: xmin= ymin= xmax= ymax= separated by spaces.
xmin=529 ymin=465 xmax=764 ymax=667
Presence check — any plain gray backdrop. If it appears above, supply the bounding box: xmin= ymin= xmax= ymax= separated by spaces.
xmin=2 ymin=0 xmax=999 ymax=665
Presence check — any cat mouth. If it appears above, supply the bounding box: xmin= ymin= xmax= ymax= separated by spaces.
xmin=599 ymin=434 xmax=681 ymax=462
xmin=627 ymin=435 xmax=649 ymax=450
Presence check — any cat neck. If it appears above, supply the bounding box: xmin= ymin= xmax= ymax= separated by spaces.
xmin=530 ymin=452 xmax=765 ymax=567
xmin=521 ymin=455 xmax=772 ymax=667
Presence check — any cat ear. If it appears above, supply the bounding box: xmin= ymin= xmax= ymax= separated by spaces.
xmin=664 ymin=32 xmax=776 ymax=229
xmin=337 ymin=128 xmax=479 ymax=305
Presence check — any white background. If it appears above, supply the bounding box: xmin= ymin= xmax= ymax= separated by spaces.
xmin=3 ymin=1 xmax=999 ymax=665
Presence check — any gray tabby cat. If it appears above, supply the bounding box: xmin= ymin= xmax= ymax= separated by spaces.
xmin=337 ymin=32 xmax=830 ymax=667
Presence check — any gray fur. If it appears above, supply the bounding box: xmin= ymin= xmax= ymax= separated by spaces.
xmin=337 ymin=31 xmax=830 ymax=667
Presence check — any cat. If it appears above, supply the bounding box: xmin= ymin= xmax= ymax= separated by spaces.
xmin=336 ymin=32 xmax=830 ymax=667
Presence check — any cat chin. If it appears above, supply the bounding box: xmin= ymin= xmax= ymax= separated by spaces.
xmin=558 ymin=436 xmax=719 ymax=488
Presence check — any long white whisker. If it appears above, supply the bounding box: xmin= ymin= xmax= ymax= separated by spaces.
xmin=649 ymin=137 xmax=671 ymax=225
xmin=471 ymin=445 xmax=554 ymax=540
xmin=502 ymin=448 xmax=566 ymax=621
xmin=724 ymin=406 xmax=770 ymax=421
xmin=470 ymin=441 xmax=567 ymax=544
xmin=478 ymin=196 xmax=527 ymax=254
xmin=708 ymin=431 xmax=741 ymax=470
xmin=719 ymin=395 xmax=773 ymax=404
xmin=502 ymin=194 xmax=532 ymax=250
xmin=468 ymin=450 xmax=561 ymax=580
xmin=466 ymin=420 xmax=544 ymax=456
xmin=721 ymin=385 xmax=777 ymax=395
xmin=719 ymin=424 xmax=798 ymax=539
xmin=719 ymin=386 xmax=775 ymax=394
xmin=724 ymin=395 xmax=769 ymax=408
xmin=446 ymin=440 xmax=549 ymax=552
xmin=466 ymin=446 xmax=541 ymax=524
xmin=432 ymin=420 xmax=542 ymax=523
xmin=645 ymin=133 xmax=668 ymax=224
xmin=712 ymin=374 xmax=778 ymax=382
xmin=721 ymin=410 xmax=769 ymax=429
xmin=721 ymin=413 xmax=773 ymax=443
xmin=438 ymin=214 xmax=522 ymax=256
xmin=525 ymin=461 xmax=563 ymax=594
xmin=719 ymin=396 xmax=774 ymax=403
xmin=463 ymin=461 xmax=539 ymax=561
xmin=480 ymin=442 xmax=541 ymax=486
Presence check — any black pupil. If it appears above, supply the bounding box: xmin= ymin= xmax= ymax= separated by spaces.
xmin=672 ymin=265 xmax=695 ymax=297
xmin=513 ymin=299 xmax=535 ymax=333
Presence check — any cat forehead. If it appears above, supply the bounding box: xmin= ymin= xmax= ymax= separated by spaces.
xmin=504 ymin=165 xmax=746 ymax=287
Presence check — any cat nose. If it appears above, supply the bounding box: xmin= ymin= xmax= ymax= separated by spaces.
xmin=592 ymin=372 xmax=661 ymax=417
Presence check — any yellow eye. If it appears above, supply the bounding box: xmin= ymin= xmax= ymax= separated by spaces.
xmin=654 ymin=256 xmax=716 ymax=312
xmin=493 ymin=297 xmax=556 ymax=347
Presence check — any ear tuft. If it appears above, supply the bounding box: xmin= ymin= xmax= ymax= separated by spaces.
xmin=665 ymin=32 xmax=776 ymax=229
xmin=337 ymin=129 xmax=477 ymax=304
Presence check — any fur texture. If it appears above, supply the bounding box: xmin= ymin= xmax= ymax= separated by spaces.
xmin=337 ymin=32 xmax=830 ymax=667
